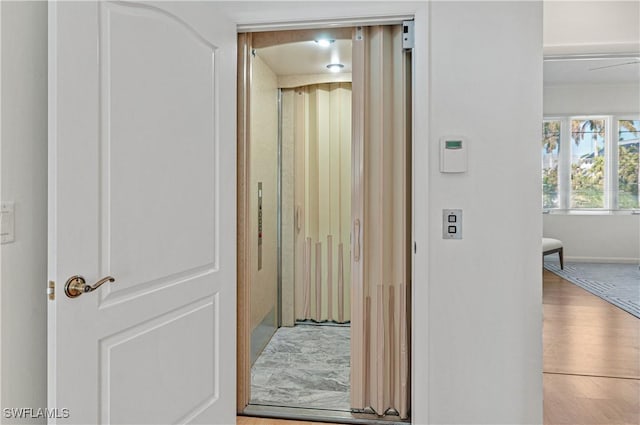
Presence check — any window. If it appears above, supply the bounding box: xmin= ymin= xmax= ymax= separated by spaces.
xmin=542 ymin=120 xmax=560 ymax=209
xmin=570 ymin=119 xmax=605 ymax=208
xmin=618 ymin=120 xmax=639 ymax=209
xmin=542 ymin=116 xmax=640 ymax=211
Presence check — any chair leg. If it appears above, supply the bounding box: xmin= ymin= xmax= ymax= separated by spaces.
xmin=558 ymin=248 xmax=564 ymax=270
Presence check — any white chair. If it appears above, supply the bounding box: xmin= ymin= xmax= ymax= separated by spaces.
xmin=543 ymin=237 xmax=564 ymax=269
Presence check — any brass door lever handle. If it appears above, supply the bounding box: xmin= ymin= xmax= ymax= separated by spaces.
xmin=64 ymin=275 xmax=115 ymax=298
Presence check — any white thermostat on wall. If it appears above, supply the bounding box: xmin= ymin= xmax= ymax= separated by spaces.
xmin=440 ymin=136 xmax=467 ymax=173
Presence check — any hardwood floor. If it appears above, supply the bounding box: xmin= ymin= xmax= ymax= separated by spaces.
xmin=238 ymin=270 xmax=640 ymax=425
xmin=543 ymin=374 xmax=639 ymax=425
xmin=543 ymin=269 xmax=640 ymax=425
xmin=543 ymin=270 xmax=640 ymax=380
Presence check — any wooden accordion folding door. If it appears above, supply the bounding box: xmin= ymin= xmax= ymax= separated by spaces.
xmin=351 ymin=24 xmax=412 ymax=419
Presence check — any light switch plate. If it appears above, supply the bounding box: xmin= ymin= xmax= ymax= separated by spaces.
xmin=1 ymin=202 xmax=15 ymax=244
xmin=443 ymin=209 xmax=462 ymax=240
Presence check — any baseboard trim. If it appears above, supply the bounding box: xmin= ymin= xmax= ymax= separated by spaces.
xmin=564 ymin=256 xmax=640 ymax=264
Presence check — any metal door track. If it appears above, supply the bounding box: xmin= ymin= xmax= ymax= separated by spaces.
xmin=243 ymin=404 xmax=410 ymax=425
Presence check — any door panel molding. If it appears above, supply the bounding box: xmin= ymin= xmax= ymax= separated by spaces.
xmin=99 ymin=295 xmax=219 ymax=424
xmin=98 ymin=264 xmax=216 ymax=309
xmin=96 ymin=1 xmax=222 ymax=307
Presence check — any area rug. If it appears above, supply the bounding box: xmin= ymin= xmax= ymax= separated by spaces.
xmin=544 ymin=261 xmax=640 ymax=318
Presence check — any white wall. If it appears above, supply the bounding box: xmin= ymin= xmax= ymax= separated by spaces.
xmin=428 ymin=2 xmax=543 ymax=423
xmin=544 ymin=83 xmax=640 ymax=262
xmin=544 ymin=83 xmax=640 ymax=116
xmin=0 ymin=2 xmax=48 ymax=423
xmin=544 ymin=214 xmax=640 ymax=263
xmin=544 ymin=0 xmax=640 ymax=54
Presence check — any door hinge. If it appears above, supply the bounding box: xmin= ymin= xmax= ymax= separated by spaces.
xmin=355 ymin=26 xmax=364 ymax=41
xmin=48 ymin=281 xmax=55 ymax=301
xmin=402 ymin=20 xmax=415 ymax=50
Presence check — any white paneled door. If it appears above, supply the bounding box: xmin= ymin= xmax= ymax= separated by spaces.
xmin=48 ymin=2 xmax=236 ymax=424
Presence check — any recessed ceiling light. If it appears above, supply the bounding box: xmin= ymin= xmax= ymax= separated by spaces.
xmin=326 ymin=63 xmax=344 ymax=73
xmin=315 ymin=39 xmax=335 ymax=48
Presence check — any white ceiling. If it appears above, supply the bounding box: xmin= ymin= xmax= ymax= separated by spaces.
xmin=255 ymin=39 xmax=352 ymax=77
xmin=544 ymin=56 xmax=640 ymax=85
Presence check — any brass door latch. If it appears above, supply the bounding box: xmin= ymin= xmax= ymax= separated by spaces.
xmin=64 ymin=275 xmax=115 ymax=298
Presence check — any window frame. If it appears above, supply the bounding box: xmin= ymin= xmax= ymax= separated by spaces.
xmin=616 ymin=115 xmax=640 ymax=210
xmin=542 ymin=114 xmax=640 ymax=214
xmin=542 ymin=118 xmax=562 ymax=210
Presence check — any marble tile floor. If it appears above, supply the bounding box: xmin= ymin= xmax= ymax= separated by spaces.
xmin=250 ymin=324 xmax=351 ymax=412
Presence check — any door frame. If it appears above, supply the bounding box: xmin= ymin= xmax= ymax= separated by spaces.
xmin=235 ymin=10 xmax=429 ymax=422
xmin=236 ymin=30 xmax=252 ymax=413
